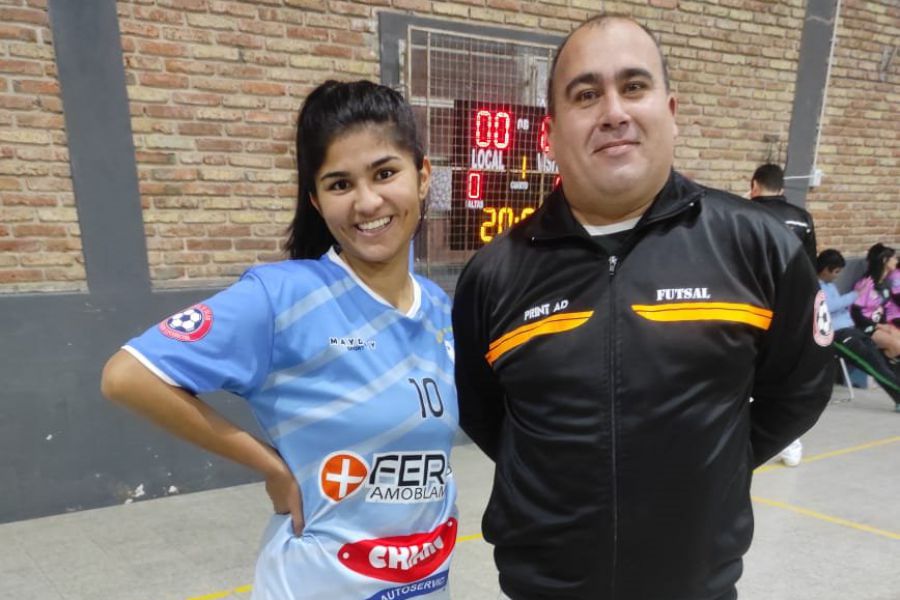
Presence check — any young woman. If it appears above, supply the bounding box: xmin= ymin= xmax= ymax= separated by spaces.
xmin=852 ymin=243 xmax=900 ymax=358
xmin=101 ymin=80 xmax=458 ymax=599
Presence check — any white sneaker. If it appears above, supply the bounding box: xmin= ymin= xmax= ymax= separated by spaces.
xmin=779 ymin=439 xmax=803 ymax=467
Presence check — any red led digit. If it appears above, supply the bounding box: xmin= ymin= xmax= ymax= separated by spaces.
xmin=539 ymin=115 xmax=551 ymax=153
xmin=466 ymin=170 xmax=483 ymax=199
xmin=474 ymin=110 xmax=492 ymax=148
xmin=494 ymin=111 xmax=511 ymax=150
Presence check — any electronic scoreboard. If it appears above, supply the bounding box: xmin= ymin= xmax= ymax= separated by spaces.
xmin=450 ymin=99 xmax=559 ymax=250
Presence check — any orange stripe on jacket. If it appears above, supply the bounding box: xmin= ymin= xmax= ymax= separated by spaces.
xmin=486 ymin=311 xmax=594 ymax=365
xmin=631 ymin=302 xmax=773 ymax=330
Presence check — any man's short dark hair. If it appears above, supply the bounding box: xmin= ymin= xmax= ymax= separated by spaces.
xmin=546 ymin=14 xmax=671 ymax=116
xmin=751 ymin=163 xmax=784 ymax=193
xmin=816 ymin=249 xmax=846 ymax=274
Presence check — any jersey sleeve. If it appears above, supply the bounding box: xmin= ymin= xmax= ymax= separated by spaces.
xmin=750 ymin=250 xmax=834 ymax=466
xmin=124 ymin=271 xmax=274 ymax=397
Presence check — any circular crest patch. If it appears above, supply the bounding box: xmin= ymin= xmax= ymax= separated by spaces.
xmin=812 ymin=290 xmax=834 ymax=347
xmin=159 ymin=303 xmax=213 ymax=342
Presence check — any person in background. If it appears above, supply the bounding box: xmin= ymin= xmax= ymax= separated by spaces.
xmin=101 ymin=80 xmax=458 ymax=600
xmin=749 ymin=163 xmax=817 ymax=265
xmin=452 ymin=14 xmax=833 ymax=600
xmin=749 ymin=162 xmax=820 ymax=466
xmin=818 ymin=249 xmax=900 ymax=412
xmin=852 ymin=243 xmax=900 ymax=359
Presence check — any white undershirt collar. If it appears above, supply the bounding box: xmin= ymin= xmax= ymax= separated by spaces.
xmin=581 ymin=216 xmax=641 ymax=236
xmin=326 ymin=247 xmax=421 ymax=317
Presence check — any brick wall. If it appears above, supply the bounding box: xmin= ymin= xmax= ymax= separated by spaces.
xmin=0 ymin=0 xmax=896 ymax=293
xmin=806 ymin=0 xmax=900 ymax=255
xmin=0 ymin=0 xmax=84 ymax=292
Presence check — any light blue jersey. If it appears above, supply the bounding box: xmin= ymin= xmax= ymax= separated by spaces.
xmin=126 ymin=248 xmax=458 ymax=600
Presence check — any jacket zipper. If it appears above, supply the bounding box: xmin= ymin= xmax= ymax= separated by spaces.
xmin=608 ymin=254 xmax=619 ymax=599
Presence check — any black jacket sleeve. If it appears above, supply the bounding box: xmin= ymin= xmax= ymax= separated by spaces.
xmin=751 ymin=249 xmax=834 ymax=466
xmin=451 ymin=257 xmax=506 ymax=461
xmin=850 ymin=304 xmax=877 ymax=334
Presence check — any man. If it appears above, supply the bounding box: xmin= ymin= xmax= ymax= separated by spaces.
xmin=452 ymin=14 xmax=833 ymax=600
xmin=818 ymin=248 xmax=900 ymax=412
xmin=750 ymin=163 xmax=817 ymax=265
xmin=748 ymin=163 xmax=820 ymax=466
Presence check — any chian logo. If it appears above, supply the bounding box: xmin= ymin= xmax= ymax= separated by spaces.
xmin=338 ymin=518 xmax=457 ymax=583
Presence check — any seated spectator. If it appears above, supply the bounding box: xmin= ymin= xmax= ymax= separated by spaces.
xmin=819 ymin=249 xmax=900 ymax=412
xmin=852 ymin=244 xmax=900 ymax=358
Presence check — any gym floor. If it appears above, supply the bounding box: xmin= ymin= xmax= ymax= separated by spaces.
xmin=1 ymin=383 xmax=897 ymax=600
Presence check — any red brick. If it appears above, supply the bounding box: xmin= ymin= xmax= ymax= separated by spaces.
xmin=172 ymin=91 xmax=222 ymax=106
xmin=240 ymin=82 xmax=286 ymax=96
xmin=0 ymin=177 xmax=22 ymax=191
xmin=0 ymin=25 xmax=37 ymax=42
xmin=216 ymin=32 xmax=264 ymax=49
xmin=14 ymin=224 xmax=66 ymax=237
xmin=235 ymin=238 xmax=276 ymax=251
xmin=13 ymin=79 xmax=59 ymax=95
xmin=312 ymin=44 xmax=353 ymax=59
xmin=135 ymin=151 xmax=176 ymax=165
xmin=196 ymin=138 xmax=243 ymax=152
xmin=0 ymin=59 xmax=43 ymax=76
xmin=120 ymin=21 xmax=161 ymax=38
xmin=2 ymin=194 xmax=57 ymax=206
xmin=0 ymin=94 xmax=36 ymax=110
xmin=178 ymin=122 xmax=222 ymax=136
xmin=186 ymin=238 xmax=233 ymax=251
xmin=15 ymin=113 xmax=63 ymax=128
xmin=0 ymin=269 xmax=43 ymax=283
xmin=0 ymin=240 xmax=41 ymax=252
xmin=139 ymin=72 xmax=189 ymax=88
xmin=136 ymin=40 xmax=188 ymax=57
xmin=0 ymin=8 xmax=47 ymax=26
xmin=144 ymin=105 xmax=196 ymax=120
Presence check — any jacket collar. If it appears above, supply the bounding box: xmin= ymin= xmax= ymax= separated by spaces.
xmin=525 ymin=170 xmax=704 ymax=242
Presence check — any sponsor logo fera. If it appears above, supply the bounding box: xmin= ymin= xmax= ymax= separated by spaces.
xmin=319 ymin=451 xmax=450 ymax=504
xmin=338 ymin=519 xmax=457 ymax=583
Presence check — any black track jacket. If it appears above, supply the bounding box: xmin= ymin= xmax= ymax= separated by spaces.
xmin=452 ymin=171 xmax=833 ymax=600
xmin=752 ymin=194 xmax=817 ymax=265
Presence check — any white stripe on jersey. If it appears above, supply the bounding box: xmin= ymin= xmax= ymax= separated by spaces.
xmin=262 ymin=309 xmax=403 ymax=391
xmin=268 ymin=353 xmax=454 ymax=441
xmin=274 ymin=276 xmax=356 ymax=333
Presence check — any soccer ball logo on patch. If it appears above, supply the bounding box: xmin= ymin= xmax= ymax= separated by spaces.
xmin=159 ymin=304 xmax=213 ymax=342
xmin=813 ymin=290 xmax=833 ymax=347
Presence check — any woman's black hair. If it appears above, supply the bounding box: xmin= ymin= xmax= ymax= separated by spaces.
xmin=865 ymin=243 xmax=895 ymax=282
xmin=285 ymin=80 xmax=425 ymax=259
xmin=816 ymin=249 xmax=846 ymax=274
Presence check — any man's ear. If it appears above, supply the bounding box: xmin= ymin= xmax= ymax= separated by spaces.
xmin=546 ymin=115 xmax=557 ymax=162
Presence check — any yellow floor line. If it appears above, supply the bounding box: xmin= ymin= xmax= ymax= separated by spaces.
xmin=187 ymin=437 xmax=898 ymax=599
xmin=185 ymin=535 xmax=484 ymax=599
xmin=754 ymin=435 xmax=900 ymax=474
xmin=752 ymin=495 xmax=900 ymax=540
